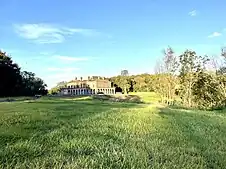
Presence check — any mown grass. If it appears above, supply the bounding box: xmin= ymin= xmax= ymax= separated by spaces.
xmin=0 ymin=94 xmax=226 ymax=168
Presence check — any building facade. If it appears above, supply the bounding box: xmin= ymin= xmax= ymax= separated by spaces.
xmin=60 ymin=76 xmax=115 ymax=96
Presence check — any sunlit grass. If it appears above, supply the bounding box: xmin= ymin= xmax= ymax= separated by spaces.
xmin=0 ymin=95 xmax=226 ymax=168
xmin=130 ymin=92 xmax=160 ymax=103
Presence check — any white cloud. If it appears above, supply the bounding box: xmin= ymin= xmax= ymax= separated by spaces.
xmin=54 ymin=55 xmax=89 ymax=61
xmin=188 ymin=10 xmax=197 ymax=16
xmin=208 ymin=32 xmax=222 ymax=38
xmin=47 ymin=67 xmax=79 ymax=72
xmin=65 ymin=28 xmax=102 ymax=37
xmin=14 ymin=23 xmax=102 ymax=44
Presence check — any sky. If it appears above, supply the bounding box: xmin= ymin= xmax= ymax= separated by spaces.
xmin=0 ymin=0 xmax=226 ymax=89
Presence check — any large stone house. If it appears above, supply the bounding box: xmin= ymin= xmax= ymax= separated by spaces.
xmin=60 ymin=76 xmax=115 ymax=96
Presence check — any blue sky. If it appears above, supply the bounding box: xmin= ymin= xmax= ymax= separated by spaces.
xmin=1 ymin=0 xmax=226 ymax=88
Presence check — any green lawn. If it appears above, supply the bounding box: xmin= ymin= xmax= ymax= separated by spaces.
xmin=129 ymin=92 xmax=161 ymax=103
xmin=0 ymin=95 xmax=226 ymax=168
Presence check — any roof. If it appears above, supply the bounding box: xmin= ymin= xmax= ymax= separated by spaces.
xmin=68 ymin=79 xmax=110 ymax=84
xmin=60 ymin=87 xmax=91 ymax=90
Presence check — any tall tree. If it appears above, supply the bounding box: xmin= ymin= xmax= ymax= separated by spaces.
xmin=153 ymin=47 xmax=178 ymax=104
xmin=178 ymin=50 xmax=199 ymax=107
xmin=0 ymin=50 xmax=22 ymax=96
xmin=0 ymin=50 xmax=47 ymax=97
xmin=163 ymin=47 xmax=178 ymax=104
xmin=21 ymin=71 xmax=47 ymax=96
xmin=178 ymin=50 xmax=211 ymax=107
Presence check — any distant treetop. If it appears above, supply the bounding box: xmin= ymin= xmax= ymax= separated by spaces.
xmin=121 ymin=70 xmax=129 ymax=76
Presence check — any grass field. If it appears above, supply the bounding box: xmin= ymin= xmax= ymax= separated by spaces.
xmin=0 ymin=94 xmax=226 ymax=168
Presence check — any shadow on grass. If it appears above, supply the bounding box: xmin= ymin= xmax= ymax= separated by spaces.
xmin=167 ymin=102 xmax=226 ymax=112
xmin=0 ymin=97 xmax=142 ymax=167
xmin=92 ymin=94 xmax=144 ymax=103
xmin=158 ymin=107 xmax=226 ymax=168
xmin=31 ymin=94 xmax=146 ymax=105
xmin=0 ymin=97 xmax=36 ymax=102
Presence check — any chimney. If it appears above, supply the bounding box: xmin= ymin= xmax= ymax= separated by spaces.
xmin=80 ymin=77 xmax=83 ymax=81
xmin=88 ymin=76 xmax=90 ymax=80
xmin=75 ymin=77 xmax=77 ymax=80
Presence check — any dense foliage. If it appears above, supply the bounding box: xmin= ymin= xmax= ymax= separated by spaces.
xmin=110 ymin=47 xmax=226 ymax=110
xmin=154 ymin=48 xmax=226 ymax=110
xmin=0 ymin=50 xmax=47 ymax=97
xmin=110 ymin=74 xmax=155 ymax=93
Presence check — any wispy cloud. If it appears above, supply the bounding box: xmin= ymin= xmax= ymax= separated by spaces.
xmin=47 ymin=67 xmax=79 ymax=72
xmin=54 ymin=55 xmax=89 ymax=61
xmin=64 ymin=28 xmax=102 ymax=37
xmin=14 ymin=23 xmax=103 ymax=44
xmin=208 ymin=32 xmax=222 ymax=38
xmin=188 ymin=10 xmax=197 ymax=16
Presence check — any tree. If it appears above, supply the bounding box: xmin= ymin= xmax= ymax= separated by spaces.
xmin=163 ymin=47 xmax=178 ymax=104
xmin=111 ymin=75 xmax=130 ymax=94
xmin=121 ymin=70 xmax=129 ymax=76
xmin=20 ymin=71 xmax=47 ymax=96
xmin=0 ymin=50 xmax=47 ymax=97
xmin=32 ymin=77 xmax=48 ymax=95
xmin=152 ymin=47 xmax=178 ymax=104
xmin=178 ymin=50 xmax=206 ymax=107
xmin=133 ymin=76 xmax=146 ymax=92
xmin=57 ymin=81 xmax=67 ymax=87
xmin=0 ymin=50 xmax=22 ymax=96
xmin=130 ymin=74 xmax=154 ymax=92
xmin=49 ymin=81 xmax=67 ymax=95
xmin=192 ymin=71 xmax=225 ymax=110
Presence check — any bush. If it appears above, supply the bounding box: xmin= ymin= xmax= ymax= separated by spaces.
xmin=192 ymin=72 xmax=226 ymax=110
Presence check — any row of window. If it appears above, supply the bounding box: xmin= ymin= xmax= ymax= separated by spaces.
xmin=68 ymin=89 xmax=90 ymax=93
xmin=67 ymin=83 xmax=112 ymax=89
xmin=67 ymin=84 xmax=90 ymax=88
xmin=67 ymin=88 xmax=115 ymax=94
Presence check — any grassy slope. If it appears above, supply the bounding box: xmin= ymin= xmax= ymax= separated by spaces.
xmin=0 ymin=95 xmax=226 ymax=168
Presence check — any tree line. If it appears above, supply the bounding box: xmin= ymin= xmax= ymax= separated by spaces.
xmin=48 ymin=47 xmax=226 ymax=110
xmin=110 ymin=47 xmax=226 ymax=110
xmin=0 ymin=50 xmax=47 ymax=97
